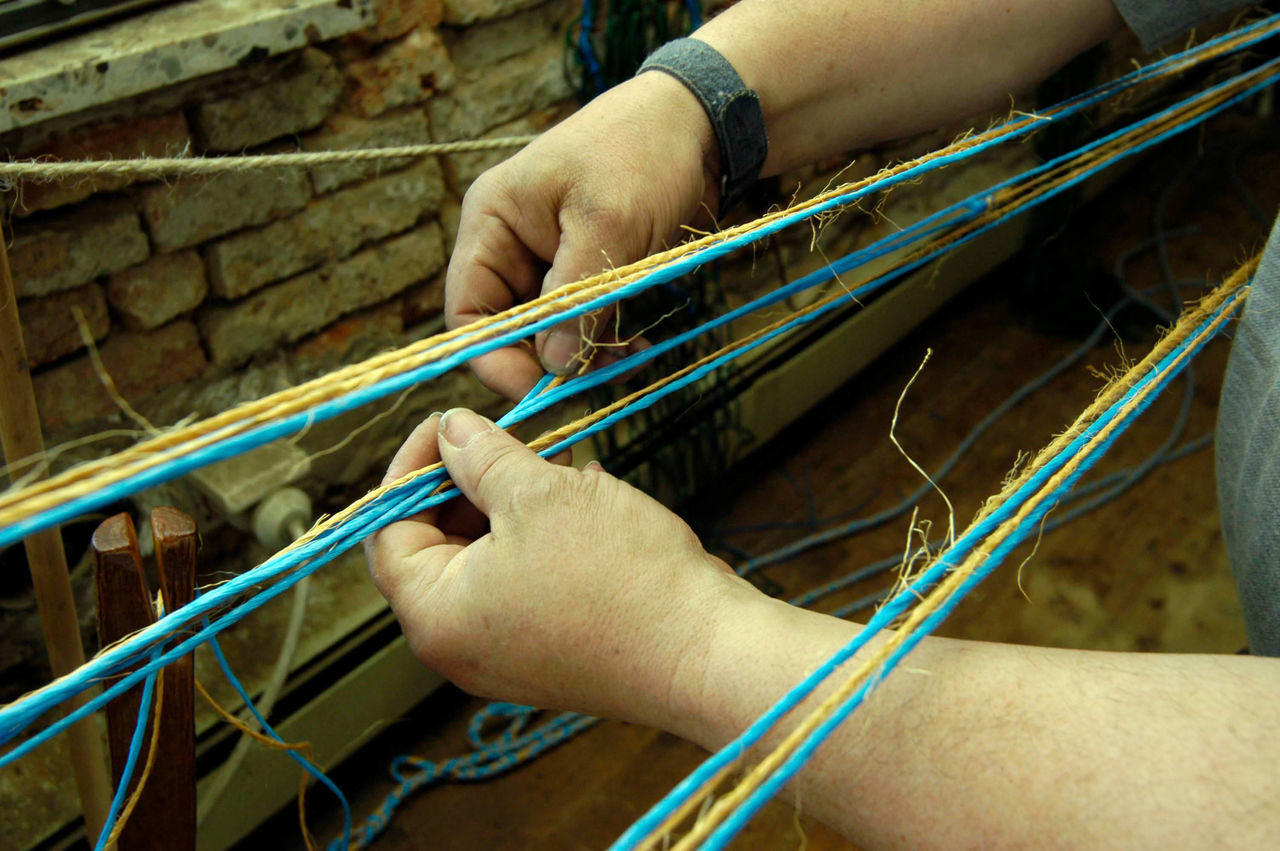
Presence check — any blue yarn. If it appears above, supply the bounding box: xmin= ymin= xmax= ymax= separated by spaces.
xmin=347 ymin=705 xmax=600 ymax=847
xmin=699 ymin=296 xmax=1238 ymax=849
xmin=93 ymin=663 xmax=158 ymax=851
xmin=3 ymin=55 xmax=1274 ymax=761
xmin=8 ymin=12 xmax=1275 ymax=550
xmin=206 ymin=631 xmax=353 ymax=848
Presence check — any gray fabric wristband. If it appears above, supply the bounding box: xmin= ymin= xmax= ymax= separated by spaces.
xmin=638 ymin=37 xmax=768 ymax=212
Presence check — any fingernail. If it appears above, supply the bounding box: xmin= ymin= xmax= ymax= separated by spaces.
xmin=539 ymin=328 xmax=581 ymax=374
xmin=583 ymin=460 xmax=605 ymax=473
xmin=439 ymin=408 xmax=495 ymax=449
xmin=427 ymin=411 xmax=443 ymax=422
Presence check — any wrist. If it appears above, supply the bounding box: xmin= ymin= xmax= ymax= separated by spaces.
xmin=622 ymin=70 xmax=721 ymax=190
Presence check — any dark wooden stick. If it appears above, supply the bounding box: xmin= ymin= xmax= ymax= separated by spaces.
xmin=150 ymin=507 xmax=198 ymax=851
xmin=0 ymin=225 xmax=112 ymax=841
xmin=92 ymin=513 xmax=156 ymax=851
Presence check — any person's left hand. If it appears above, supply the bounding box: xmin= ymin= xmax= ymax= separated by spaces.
xmin=363 ymin=408 xmax=755 ymax=728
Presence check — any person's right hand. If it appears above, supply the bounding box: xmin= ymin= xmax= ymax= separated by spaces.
xmin=445 ymin=71 xmax=721 ymax=402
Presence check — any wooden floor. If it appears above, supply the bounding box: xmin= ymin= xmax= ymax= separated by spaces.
xmin=271 ymin=120 xmax=1277 ymax=849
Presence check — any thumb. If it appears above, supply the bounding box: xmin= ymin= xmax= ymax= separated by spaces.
xmin=437 ymin=408 xmax=552 ymax=517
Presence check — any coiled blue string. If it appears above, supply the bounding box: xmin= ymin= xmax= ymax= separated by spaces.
xmin=6 ymin=11 xmax=1276 ymax=550
xmin=346 ymin=704 xmax=599 ymax=848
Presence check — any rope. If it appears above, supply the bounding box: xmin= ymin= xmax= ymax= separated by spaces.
xmin=4 ymin=10 xmax=1277 ymax=546
xmin=0 ymin=137 xmax=539 ymax=183
xmin=1 ymin=49 xmax=1274 ymax=771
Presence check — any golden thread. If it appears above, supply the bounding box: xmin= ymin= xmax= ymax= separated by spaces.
xmin=0 ymin=31 xmax=1260 ymax=529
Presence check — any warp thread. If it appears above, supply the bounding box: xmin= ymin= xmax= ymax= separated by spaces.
xmin=0 ymin=136 xmax=538 ymax=183
xmin=5 ymin=10 xmax=1279 ymax=545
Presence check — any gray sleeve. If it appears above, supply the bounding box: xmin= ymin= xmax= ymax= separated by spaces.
xmin=1216 ymin=216 xmax=1280 ymax=658
xmin=1113 ymin=0 xmax=1250 ymax=51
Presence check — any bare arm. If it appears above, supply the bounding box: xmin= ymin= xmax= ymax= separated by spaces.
xmin=696 ymin=0 xmax=1126 ymax=176
xmin=672 ymin=593 xmax=1280 ymax=849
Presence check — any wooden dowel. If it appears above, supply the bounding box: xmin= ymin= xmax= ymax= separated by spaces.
xmin=92 ymin=513 xmax=155 ymax=850
xmin=151 ymin=507 xmax=198 ymax=851
xmin=0 ymin=227 xmax=112 ymax=839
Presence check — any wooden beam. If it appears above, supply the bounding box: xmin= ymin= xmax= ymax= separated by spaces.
xmin=0 ymin=227 xmax=112 ymax=841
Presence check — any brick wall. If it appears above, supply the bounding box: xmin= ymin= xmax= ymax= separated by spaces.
xmin=3 ymin=0 xmax=583 ymax=451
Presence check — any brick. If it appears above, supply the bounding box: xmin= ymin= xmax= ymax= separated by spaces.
xmin=196 ymin=49 xmax=344 ymax=152
xmin=34 ymin=321 xmax=207 ymax=434
xmin=302 ymin=109 xmax=432 ymax=194
xmin=403 ymin=273 xmax=445 ymax=325
xmin=139 ymin=167 xmax=311 ymax=250
xmin=205 ymin=158 xmax=445 ymax=298
xmin=8 ymin=200 xmax=149 ymax=298
xmin=442 ymin=0 xmax=544 ymax=25
xmin=444 ymin=1 xmax=574 ymax=71
xmin=199 ymin=223 xmax=445 ymax=365
xmin=353 ymin=0 xmax=444 ymax=42
xmin=342 ymin=28 xmax=454 ymax=119
xmin=107 ymin=250 xmax=208 ymax=330
xmin=294 ymin=301 xmax=404 ymax=366
xmin=19 ymin=283 xmax=109 ymax=367
xmin=10 ymin=113 xmax=191 ymax=217
xmin=441 ymin=105 xmax=564 ymax=194
xmin=428 ymin=42 xmax=572 ymax=141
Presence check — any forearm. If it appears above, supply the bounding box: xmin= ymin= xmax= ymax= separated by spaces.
xmin=693 ymin=0 xmax=1126 ymax=176
xmin=663 ymin=589 xmax=1280 ymax=848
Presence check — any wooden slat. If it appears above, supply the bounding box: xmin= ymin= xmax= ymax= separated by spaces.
xmin=91 ymin=513 xmax=156 ymax=851
xmin=0 ymin=223 xmax=112 ymax=843
xmin=150 ymin=507 xmax=198 ymax=851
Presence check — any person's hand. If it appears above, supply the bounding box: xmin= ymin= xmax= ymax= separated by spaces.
xmin=445 ymin=72 xmax=720 ymax=402
xmin=364 ymin=409 xmax=756 ymax=727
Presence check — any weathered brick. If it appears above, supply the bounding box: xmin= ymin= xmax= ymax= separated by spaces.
xmin=205 ymin=159 xmax=445 ymax=298
xmin=353 ymin=0 xmax=444 ymax=42
xmin=444 ymin=1 xmax=575 ymax=71
xmin=442 ymin=0 xmax=544 ymax=25
xmin=428 ymin=42 xmax=571 ymax=141
xmin=302 ymin=109 xmax=432 ymax=194
xmin=139 ymin=167 xmax=311 ymax=250
xmin=34 ymin=321 xmax=207 ymax=434
xmin=294 ymin=301 xmax=405 ymax=366
xmin=403 ymin=273 xmax=445 ymax=326
xmin=107 ymin=251 xmax=209 ymax=330
xmin=10 ymin=113 xmax=191 ymax=217
xmin=342 ymin=28 xmax=454 ymax=119
xmin=19 ymin=283 xmax=109 ymax=367
xmin=441 ymin=105 xmax=564 ymax=194
xmin=199 ymin=223 xmax=445 ymax=365
xmin=8 ymin=200 xmax=149 ymax=298
xmin=196 ymin=49 xmax=344 ymax=152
